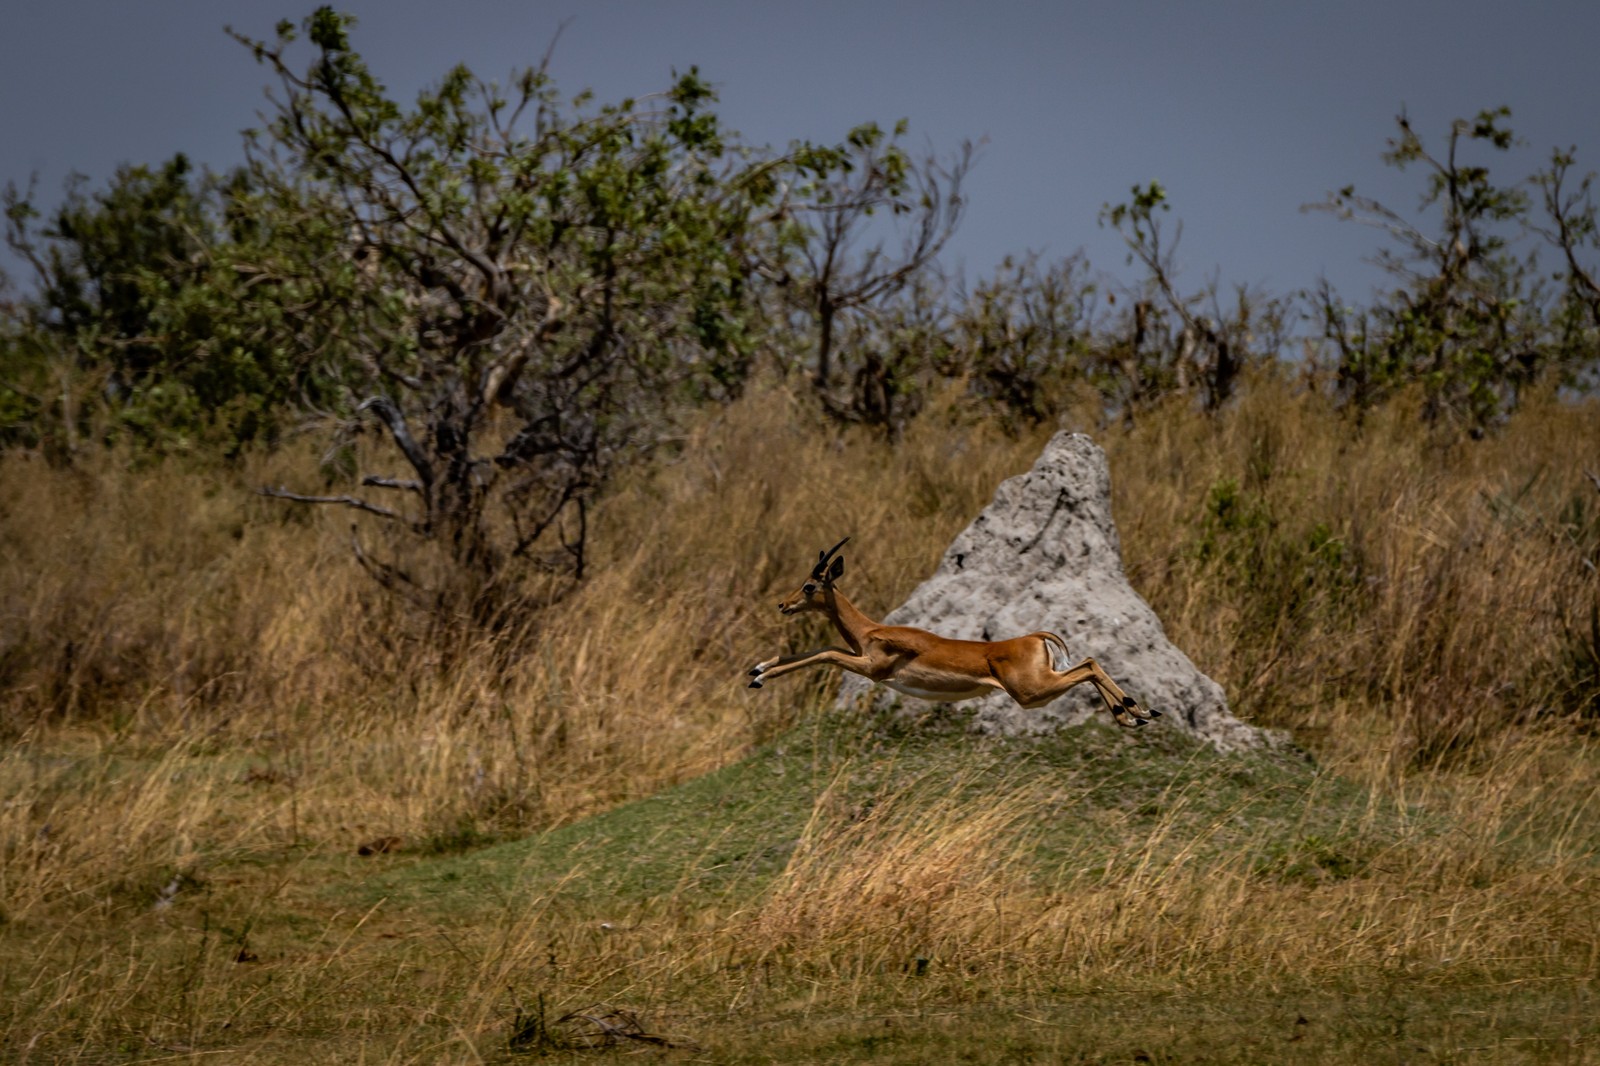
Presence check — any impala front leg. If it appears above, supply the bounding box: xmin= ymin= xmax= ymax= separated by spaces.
xmin=748 ymin=646 xmax=877 ymax=688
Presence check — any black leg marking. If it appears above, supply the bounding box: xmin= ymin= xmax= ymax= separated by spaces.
xmin=1124 ymin=695 xmax=1160 ymax=719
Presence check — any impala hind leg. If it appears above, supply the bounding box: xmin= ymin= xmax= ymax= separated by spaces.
xmin=1073 ymin=657 xmax=1159 ymax=727
xmin=1004 ymin=657 xmax=1158 ymax=727
xmin=1094 ymin=661 xmax=1158 ymax=726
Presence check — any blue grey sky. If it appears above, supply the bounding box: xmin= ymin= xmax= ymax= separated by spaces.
xmin=3 ymin=1 xmax=1596 ymax=304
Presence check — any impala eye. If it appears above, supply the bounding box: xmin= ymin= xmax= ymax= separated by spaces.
xmin=802 ymin=583 xmax=816 ymax=595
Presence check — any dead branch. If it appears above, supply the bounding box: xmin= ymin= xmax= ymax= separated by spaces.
xmin=358 ymin=396 xmax=435 ymax=498
xmin=257 ymin=484 xmax=415 ymax=526
xmin=361 ymin=474 xmax=424 ymax=494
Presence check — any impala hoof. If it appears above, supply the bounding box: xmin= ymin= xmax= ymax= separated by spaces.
xmin=748 ymin=679 xmax=763 ymax=689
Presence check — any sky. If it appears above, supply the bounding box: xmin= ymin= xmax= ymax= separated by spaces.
xmin=2 ymin=0 xmax=1597 ymax=306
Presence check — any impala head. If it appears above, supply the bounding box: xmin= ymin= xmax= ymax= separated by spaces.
xmin=778 ymin=536 xmax=849 ymax=615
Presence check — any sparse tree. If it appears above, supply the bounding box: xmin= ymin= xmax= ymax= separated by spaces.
xmin=1306 ymin=108 xmax=1547 ymax=429
xmin=1530 ymin=147 xmax=1600 ymax=390
xmin=951 ymin=252 xmax=1100 ymax=424
xmin=237 ymin=8 xmax=779 ymax=632
xmin=762 ymin=121 xmax=970 ymax=417
xmin=1100 ymin=182 xmax=1282 ymax=415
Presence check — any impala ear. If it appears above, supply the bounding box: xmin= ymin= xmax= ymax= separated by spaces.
xmin=829 ymin=555 xmax=844 ymax=581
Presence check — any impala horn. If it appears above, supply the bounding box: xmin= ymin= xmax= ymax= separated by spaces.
xmin=811 ymin=536 xmax=850 ymax=582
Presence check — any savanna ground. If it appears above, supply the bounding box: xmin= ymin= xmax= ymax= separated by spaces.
xmin=3 ymin=377 xmax=1599 ymax=1063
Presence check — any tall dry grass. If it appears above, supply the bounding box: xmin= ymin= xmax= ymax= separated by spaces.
xmin=0 ymin=386 xmax=1050 ymax=925
xmin=3 ymin=378 xmax=1597 ymax=908
xmin=2 ymin=378 xmax=1599 ymax=1059
xmin=742 ymin=764 xmax=1048 ymax=974
xmin=1106 ymin=376 xmax=1600 ymax=768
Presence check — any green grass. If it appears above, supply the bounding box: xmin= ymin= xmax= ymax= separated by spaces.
xmin=4 ymin=707 xmax=1597 ymax=1063
xmin=670 ymin=986 xmax=1600 ymax=1064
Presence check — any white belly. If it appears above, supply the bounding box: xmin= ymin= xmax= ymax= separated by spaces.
xmin=882 ymin=680 xmax=993 ymax=703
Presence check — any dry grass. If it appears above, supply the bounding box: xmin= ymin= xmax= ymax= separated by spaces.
xmin=741 ymin=765 xmax=1049 ymax=973
xmin=0 ymin=386 xmax=1049 ymax=921
xmin=1108 ymin=376 xmax=1600 ymax=769
xmin=2 ymin=378 xmax=1598 ymax=1061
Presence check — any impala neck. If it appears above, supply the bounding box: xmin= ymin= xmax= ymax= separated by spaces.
xmin=821 ymin=585 xmax=878 ymax=654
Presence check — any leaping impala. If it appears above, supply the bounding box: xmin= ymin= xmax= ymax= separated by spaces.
xmin=748 ymin=538 xmax=1159 ymax=728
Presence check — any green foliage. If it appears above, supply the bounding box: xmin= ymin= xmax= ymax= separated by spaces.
xmin=1187 ymin=474 xmax=1367 ymax=689
xmin=1309 ymin=108 xmax=1597 ymax=431
xmin=1100 ymin=183 xmax=1287 ymax=417
xmin=0 ymin=321 xmax=50 ymax=449
xmin=1101 ymin=179 xmax=1169 ymax=238
xmin=225 ymin=8 xmax=838 ymax=631
xmin=2 ymin=157 xmax=361 ymax=453
xmin=1532 ymin=146 xmax=1600 ymax=385
xmin=7 ymin=65 xmax=1599 ymax=464
xmin=951 ymin=253 xmax=1100 ymax=424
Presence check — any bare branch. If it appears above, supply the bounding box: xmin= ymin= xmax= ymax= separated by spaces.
xmin=361 ymin=474 xmax=423 ymax=493
xmin=257 ymin=484 xmax=415 ymax=526
xmin=358 ymin=396 xmax=435 ymax=498
xmin=1531 ymin=151 xmax=1600 ymax=325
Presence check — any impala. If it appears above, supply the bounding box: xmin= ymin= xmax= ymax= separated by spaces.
xmin=748 ymin=538 xmax=1159 ymax=728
